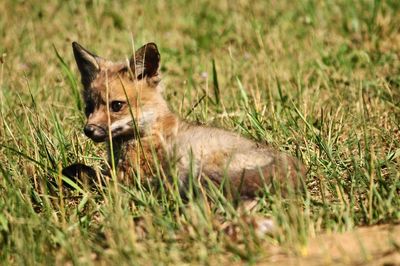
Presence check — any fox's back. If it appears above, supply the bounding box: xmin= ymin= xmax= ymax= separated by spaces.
xmin=170 ymin=122 xmax=304 ymax=195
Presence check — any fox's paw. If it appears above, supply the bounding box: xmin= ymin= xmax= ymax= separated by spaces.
xmin=62 ymin=163 xmax=98 ymax=187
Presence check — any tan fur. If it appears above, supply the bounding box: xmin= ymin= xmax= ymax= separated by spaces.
xmin=72 ymin=42 xmax=306 ymax=197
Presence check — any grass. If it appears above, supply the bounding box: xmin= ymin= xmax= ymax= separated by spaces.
xmin=1 ymin=0 xmax=400 ymax=264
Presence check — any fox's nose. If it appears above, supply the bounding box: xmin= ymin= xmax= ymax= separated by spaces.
xmin=84 ymin=124 xmax=96 ymax=138
xmin=83 ymin=124 xmax=107 ymax=142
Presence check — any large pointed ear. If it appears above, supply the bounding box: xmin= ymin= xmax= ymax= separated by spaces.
xmin=130 ymin=43 xmax=160 ymax=79
xmin=72 ymin=42 xmax=100 ymax=86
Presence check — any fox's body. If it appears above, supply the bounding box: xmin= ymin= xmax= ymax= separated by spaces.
xmin=70 ymin=42 xmax=305 ymax=197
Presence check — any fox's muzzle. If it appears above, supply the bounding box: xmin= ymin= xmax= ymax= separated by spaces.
xmin=84 ymin=124 xmax=107 ymax=142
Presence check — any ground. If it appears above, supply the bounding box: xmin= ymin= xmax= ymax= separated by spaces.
xmin=0 ymin=0 xmax=400 ymax=265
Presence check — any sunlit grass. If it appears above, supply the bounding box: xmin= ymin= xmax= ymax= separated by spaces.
xmin=1 ymin=0 xmax=400 ymax=264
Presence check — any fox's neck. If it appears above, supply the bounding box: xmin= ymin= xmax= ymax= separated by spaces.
xmin=108 ymin=105 xmax=181 ymax=167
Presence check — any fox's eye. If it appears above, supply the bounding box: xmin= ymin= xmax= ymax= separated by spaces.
xmin=111 ymin=101 xmax=124 ymax=112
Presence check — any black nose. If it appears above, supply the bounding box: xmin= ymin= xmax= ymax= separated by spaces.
xmin=83 ymin=124 xmax=107 ymax=142
xmin=84 ymin=124 xmax=96 ymax=138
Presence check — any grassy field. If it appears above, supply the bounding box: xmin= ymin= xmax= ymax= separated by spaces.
xmin=1 ymin=0 xmax=400 ymax=264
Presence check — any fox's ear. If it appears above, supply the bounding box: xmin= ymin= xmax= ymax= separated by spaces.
xmin=72 ymin=42 xmax=100 ymax=86
xmin=130 ymin=43 xmax=160 ymax=79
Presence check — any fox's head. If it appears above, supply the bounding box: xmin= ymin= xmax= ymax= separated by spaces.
xmin=72 ymin=42 xmax=168 ymax=142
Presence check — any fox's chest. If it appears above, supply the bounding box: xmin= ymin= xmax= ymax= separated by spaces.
xmin=113 ymin=139 xmax=169 ymax=184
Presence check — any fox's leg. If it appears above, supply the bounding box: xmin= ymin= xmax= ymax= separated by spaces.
xmin=227 ymin=154 xmax=306 ymax=197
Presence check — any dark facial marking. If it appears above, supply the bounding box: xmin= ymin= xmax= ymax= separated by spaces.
xmin=85 ymin=99 xmax=95 ymax=116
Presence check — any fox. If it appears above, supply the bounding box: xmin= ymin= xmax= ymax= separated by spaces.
xmin=64 ymin=41 xmax=306 ymax=198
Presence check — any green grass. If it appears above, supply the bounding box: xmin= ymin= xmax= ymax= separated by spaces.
xmin=1 ymin=0 xmax=400 ymax=264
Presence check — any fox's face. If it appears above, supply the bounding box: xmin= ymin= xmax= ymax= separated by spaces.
xmin=72 ymin=42 xmax=162 ymax=142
